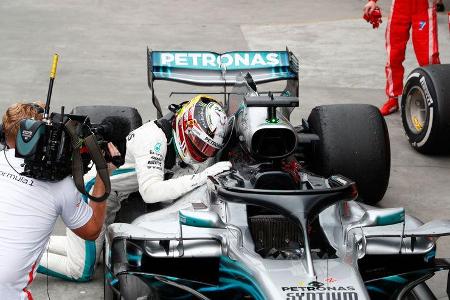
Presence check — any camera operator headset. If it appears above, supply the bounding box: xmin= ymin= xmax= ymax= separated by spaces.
xmin=0 ymin=102 xmax=44 ymax=148
xmin=0 ymin=55 xmax=117 ymax=300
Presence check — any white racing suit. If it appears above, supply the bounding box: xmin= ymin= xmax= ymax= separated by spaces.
xmin=38 ymin=120 xmax=223 ymax=281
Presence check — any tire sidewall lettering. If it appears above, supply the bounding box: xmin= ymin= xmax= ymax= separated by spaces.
xmin=419 ymin=76 xmax=434 ymax=107
xmin=401 ymin=70 xmax=437 ymax=150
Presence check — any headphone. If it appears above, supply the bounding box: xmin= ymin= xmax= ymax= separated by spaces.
xmin=0 ymin=103 xmax=44 ymax=146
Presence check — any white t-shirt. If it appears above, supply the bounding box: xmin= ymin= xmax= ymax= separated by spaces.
xmin=0 ymin=149 xmax=92 ymax=299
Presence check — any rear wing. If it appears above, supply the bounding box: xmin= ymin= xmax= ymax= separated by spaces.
xmin=147 ymin=48 xmax=299 ymax=85
xmin=146 ymin=48 xmax=299 ymax=117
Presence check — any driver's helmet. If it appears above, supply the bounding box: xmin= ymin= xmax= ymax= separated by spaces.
xmin=173 ymin=95 xmax=228 ymax=165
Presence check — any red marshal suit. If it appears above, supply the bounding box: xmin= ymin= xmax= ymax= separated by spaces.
xmin=385 ymin=0 xmax=440 ymax=98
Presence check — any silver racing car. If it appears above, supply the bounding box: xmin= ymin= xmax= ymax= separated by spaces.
xmin=98 ymin=49 xmax=450 ymax=300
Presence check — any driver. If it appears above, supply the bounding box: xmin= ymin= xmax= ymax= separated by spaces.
xmin=38 ymin=95 xmax=232 ymax=281
xmin=129 ymin=95 xmax=231 ymax=203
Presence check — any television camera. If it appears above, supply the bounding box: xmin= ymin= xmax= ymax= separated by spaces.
xmin=12 ymin=54 xmax=123 ymax=201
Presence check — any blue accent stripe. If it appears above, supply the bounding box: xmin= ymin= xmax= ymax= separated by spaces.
xmin=80 ymin=240 xmax=96 ymax=281
xmin=127 ymin=253 xmax=142 ymax=262
xmin=37 ymin=265 xmax=82 ymax=282
xmin=366 ymin=285 xmax=389 ymax=295
xmin=111 ymin=167 xmax=135 ymax=176
xmin=218 ymin=256 xmax=266 ymax=300
xmin=382 ymin=275 xmax=408 ymax=284
xmin=78 ymin=168 xmax=136 ymax=280
xmin=424 ymin=249 xmax=436 ymax=262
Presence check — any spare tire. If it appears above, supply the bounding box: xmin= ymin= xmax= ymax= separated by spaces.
xmin=401 ymin=65 xmax=450 ymax=154
xmin=71 ymin=105 xmax=143 ymax=131
xmin=308 ymin=104 xmax=390 ymax=205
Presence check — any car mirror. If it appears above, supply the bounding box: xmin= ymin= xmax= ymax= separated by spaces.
xmin=179 ymin=210 xmax=227 ymax=229
xmin=358 ymin=207 xmax=405 ymax=227
xmin=345 ymin=207 xmax=405 ymax=245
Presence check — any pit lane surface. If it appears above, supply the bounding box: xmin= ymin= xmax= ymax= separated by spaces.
xmin=0 ymin=0 xmax=449 ymax=299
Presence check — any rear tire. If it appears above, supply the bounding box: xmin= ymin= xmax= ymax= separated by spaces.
xmin=401 ymin=65 xmax=450 ymax=154
xmin=71 ymin=105 xmax=143 ymax=130
xmin=308 ymin=104 xmax=390 ymax=205
xmin=71 ymin=105 xmax=143 ymax=157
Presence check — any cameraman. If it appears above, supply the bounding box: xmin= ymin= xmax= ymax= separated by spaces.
xmin=0 ymin=102 xmax=117 ymax=299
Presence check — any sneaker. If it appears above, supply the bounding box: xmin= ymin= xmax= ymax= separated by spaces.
xmin=380 ymin=97 xmax=399 ymax=116
xmin=436 ymin=2 xmax=445 ymax=12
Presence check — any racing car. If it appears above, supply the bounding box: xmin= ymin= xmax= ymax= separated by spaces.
xmin=401 ymin=64 xmax=450 ymax=154
xmin=77 ymin=49 xmax=450 ymax=299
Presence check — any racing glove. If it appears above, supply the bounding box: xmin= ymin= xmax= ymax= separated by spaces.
xmin=138 ymin=161 xmax=232 ymax=204
xmin=364 ymin=7 xmax=383 ymax=29
xmin=191 ymin=161 xmax=232 ymax=187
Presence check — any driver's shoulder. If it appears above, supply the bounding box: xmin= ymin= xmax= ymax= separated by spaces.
xmin=129 ymin=121 xmax=166 ymax=141
xmin=126 ymin=121 xmax=168 ymax=153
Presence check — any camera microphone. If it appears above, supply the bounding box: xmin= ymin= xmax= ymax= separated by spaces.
xmin=96 ymin=116 xmax=130 ymax=143
xmin=95 ymin=116 xmax=131 ymax=162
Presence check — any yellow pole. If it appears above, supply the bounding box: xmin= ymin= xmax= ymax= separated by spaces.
xmin=50 ymin=54 xmax=59 ymax=79
xmin=44 ymin=53 xmax=59 ymax=119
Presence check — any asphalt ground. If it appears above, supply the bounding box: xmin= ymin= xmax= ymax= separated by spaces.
xmin=0 ymin=0 xmax=449 ymax=299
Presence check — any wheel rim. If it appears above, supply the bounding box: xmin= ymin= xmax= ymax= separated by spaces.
xmin=405 ymin=86 xmax=428 ymax=134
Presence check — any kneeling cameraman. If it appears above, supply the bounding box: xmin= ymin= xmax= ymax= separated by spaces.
xmin=0 ymin=102 xmax=118 ymax=299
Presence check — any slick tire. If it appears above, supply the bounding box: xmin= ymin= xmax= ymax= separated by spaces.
xmin=401 ymin=65 xmax=450 ymax=154
xmin=308 ymin=104 xmax=390 ymax=205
